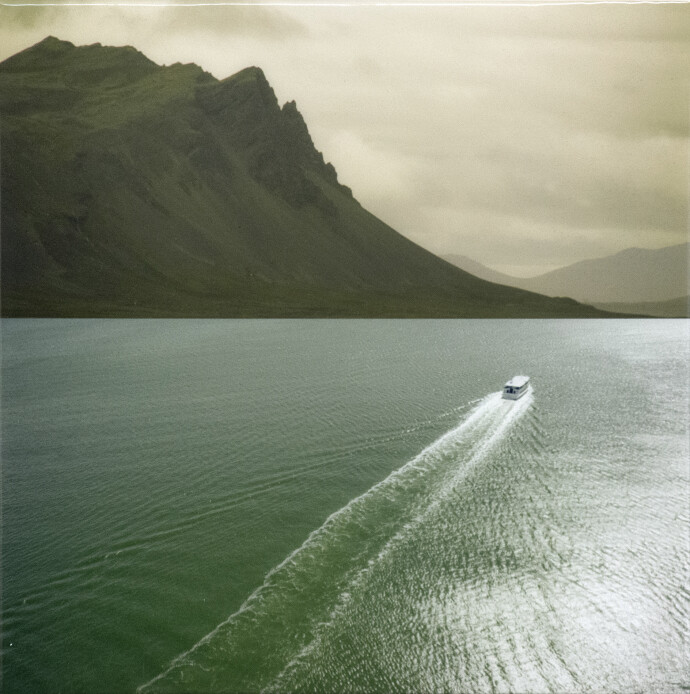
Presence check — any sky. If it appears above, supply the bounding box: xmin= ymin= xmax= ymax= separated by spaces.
xmin=1 ymin=1 xmax=688 ymax=276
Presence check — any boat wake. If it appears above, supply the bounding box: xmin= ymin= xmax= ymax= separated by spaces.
xmin=138 ymin=389 xmax=534 ymax=693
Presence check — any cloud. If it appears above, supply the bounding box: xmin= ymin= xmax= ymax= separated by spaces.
xmin=281 ymin=6 xmax=688 ymax=268
xmin=158 ymin=5 xmax=307 ymax=41
xmin=0 ymin=4 xmax=59 ymax=29
xmin=314 ymin=129 xmax=420 ymax=204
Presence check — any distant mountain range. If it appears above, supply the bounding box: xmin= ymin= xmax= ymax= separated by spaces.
xmin=0 ymin=37 xmax=624 ymax=318
xmin=443 ymin=245 xmax=689 ymax=318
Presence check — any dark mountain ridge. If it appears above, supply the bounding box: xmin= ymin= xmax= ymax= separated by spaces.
xmin=1 ymin=37 xmax=618 ymax=317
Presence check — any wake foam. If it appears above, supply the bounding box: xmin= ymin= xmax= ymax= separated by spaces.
xmin=138 ymin=389 xmax=533 ymax=693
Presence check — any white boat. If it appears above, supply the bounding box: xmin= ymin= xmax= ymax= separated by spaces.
xmin=502 ymin=375 xmax=530 ymax=400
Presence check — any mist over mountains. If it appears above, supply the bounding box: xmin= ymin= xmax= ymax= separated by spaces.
xmin=1 ymin=37 xmax=622 ymax=317
xmin=444 ymin=245 xmax=689 ymax=318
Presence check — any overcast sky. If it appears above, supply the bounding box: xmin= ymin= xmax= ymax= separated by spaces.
xmin=1 ymin=1 xmax=687 ymax=276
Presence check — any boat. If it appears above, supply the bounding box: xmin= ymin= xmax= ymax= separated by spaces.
xmin=502 ymin=375 xmax=530 ymax=400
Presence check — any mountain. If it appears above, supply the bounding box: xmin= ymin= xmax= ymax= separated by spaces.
xmin=518 ymin=245 xmax=689 ymax=304
xmin=1 ymin=37 xmax=616 ymax=318
xmin=446 ymin=245 xmax=688 ymax=308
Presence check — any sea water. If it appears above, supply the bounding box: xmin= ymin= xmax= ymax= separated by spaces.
xmin=2 ymin=320 xmax=688 ymax=693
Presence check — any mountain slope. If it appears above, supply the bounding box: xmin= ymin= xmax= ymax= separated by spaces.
xmin=1 ymin=37 xmax=616 ymax=317
xmin=592 ymin=296 xmax=689 ymax=319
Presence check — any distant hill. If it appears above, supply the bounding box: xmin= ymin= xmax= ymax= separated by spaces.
xmin=0 ymin=37 xmax=621 ymax=318
xmin=444 ymin=245 xmax=689 ymax=307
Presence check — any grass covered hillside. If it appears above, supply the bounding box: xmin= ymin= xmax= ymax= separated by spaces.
xmin=1 ymin=37 xmax=617 ymax=317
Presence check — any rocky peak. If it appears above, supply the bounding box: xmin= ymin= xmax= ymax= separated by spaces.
xmin=279 ymin=100 xmax=319 ymax=162
xmin=223 ymin=66 xmax=279 ymax=111
xmin=0 ymin=35 xmax=158 ymax=86
xmin=0 ymin=36 xmax=73 ymax=72
xmin=34 ymin=35 xmax=74 ymax=52
xmin=276 ymin=100 xmax=346 ymax=192
xmin=196 ymin=66 xmax=280 ymax=127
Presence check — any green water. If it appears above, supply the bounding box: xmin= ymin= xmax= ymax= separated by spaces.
xmin=2 ymin=320 xmax=688 ymax=693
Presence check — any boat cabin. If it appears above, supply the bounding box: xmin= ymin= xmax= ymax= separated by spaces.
xmin=502 ymin=375 xmax=530 ymax=400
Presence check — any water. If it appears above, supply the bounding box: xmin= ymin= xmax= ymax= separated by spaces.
xmin=2 ymin=320 xmax=688 ymax=693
